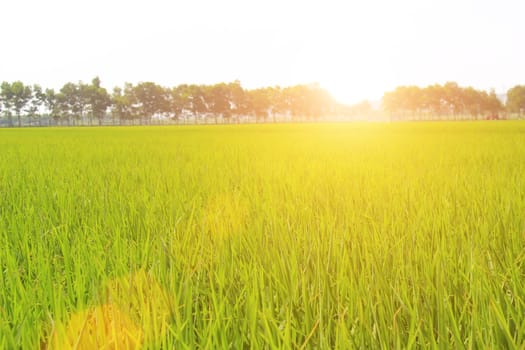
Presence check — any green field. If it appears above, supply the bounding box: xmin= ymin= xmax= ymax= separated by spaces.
xmin=1 ymin=122 xmax=524 ymax=349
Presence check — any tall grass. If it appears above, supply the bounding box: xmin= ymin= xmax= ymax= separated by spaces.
xmin=0 ymin=122 xmax=524 ymax=348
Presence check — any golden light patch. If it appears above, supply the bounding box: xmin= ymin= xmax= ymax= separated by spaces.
xmin=105 ymin=269 xmax=172 ymax=342
xmin=45 ymin=270 xmax=172 ymax=349
xmin=201 ymin=191 xmax=251 ymax=242
xmin=46 ymin=303 xmax=143 ymax=350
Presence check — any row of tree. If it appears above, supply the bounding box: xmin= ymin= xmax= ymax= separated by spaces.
xmin=1 ymin=79 xmax=524 ymax=126
xmin=506 ymin=85 xmax=525 ymax=115
xmin=382 ymin=82 xmax=525 ymax=120
xmin=0 ymin=79 xmax=337 ymax=126
xmin=0 ymin=78 xmax=111 ymax=127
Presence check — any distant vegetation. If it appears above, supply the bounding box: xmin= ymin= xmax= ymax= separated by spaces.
xmin=1 ymin=78 xmax=524 ymax=126
xmin=384 ymin=82 xmax=505 ymax=121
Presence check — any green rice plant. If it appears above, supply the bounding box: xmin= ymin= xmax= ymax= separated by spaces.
xmin=0 ymin=122 xmax=524 ymax=348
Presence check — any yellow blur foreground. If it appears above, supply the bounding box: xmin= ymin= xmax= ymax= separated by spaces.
xmin=46 ymin=270 xmax=172 ymax=349
xmin=46 ymin=304 xmax=142 ymax=350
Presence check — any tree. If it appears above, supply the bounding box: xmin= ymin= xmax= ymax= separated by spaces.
xmin=87 ymin=77 xmax=111 ymax=125
xmin=481 ymin=89 xmax=503 ymax=117
xmin=44 ymin=88 xmax=60 ymax=125
xmin=421 ymin=84 xmax=443 ymax=119
xmin=227 ymin=80 xmax=247 ymax=123
xmin=442 ymin=82 xmax=464 ymax=119
xmin=9 ymin=81 xmax=33 ymax=127
xmin=166 ymin=85 xmax=188 ymax=123
xmin=133 ymin=82 xmax=166 ymax=124
xmin=183 ymin=84 xmax=208 ymax=123
xmin=268 ymin=86 xmax=286 ymax=122
xmin=246 ymin=87 xmax=273 ymax=122
xmin=0 ymin=82 xmax=14 ymax=126
xmin=111 ymin=85 xmax=137 ymax=125
xmin=58 ymin=82 xmax=96 ymax=125
xmin=26 ymin=84 xmax=46 ymax=126
xmin=506 ymin=85 xmax=525 ymax=117
xmin=383 ymin=83 xmax=504 ymax=121
xmin=382 ymin=86 xmax=424 ymax=120
xmin=281 ymin=85 xmax=304 ymax=120
xmin=0 ymin=81 xmax=33 ymax=126
xmin=59 ymin=82 xmax=79 ymax=125
xmin=206 ymin=83 xmax=233 ymax=123
xmin=462 ymin=87 xmax=482 ymax=119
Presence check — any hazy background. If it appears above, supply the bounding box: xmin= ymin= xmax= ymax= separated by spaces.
xmin=1 ymin=0 xmax=523 ymax=104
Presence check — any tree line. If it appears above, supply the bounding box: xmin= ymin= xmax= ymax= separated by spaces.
xmin=0 ymin=78 xmax=336 ymax=127
xmin=383 ymin=82 xmax=525 ymax=120
xmin=1 ymin=78 xmax=524 ymax=127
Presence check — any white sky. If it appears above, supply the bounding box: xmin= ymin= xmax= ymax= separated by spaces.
xmin=1 ymin=0 xmax=523 ymax=104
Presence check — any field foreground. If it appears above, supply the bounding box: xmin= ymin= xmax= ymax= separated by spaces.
xmin=0 ymin=122 xmax=524 ymax=348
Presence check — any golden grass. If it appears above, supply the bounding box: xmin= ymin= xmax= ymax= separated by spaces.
xmin=46 ymin=270 xmax=171 ymax=349
xmin=46 ymin=303 xmax=142 ymax=350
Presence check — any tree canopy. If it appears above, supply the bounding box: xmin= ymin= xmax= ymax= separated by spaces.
xmin=506 ymin=85 xmax=525 ymax=115
xmin=382 ymin=82 xmax=505 ymax=120
xmin=0 ymin=78 xmax=520 ymax=127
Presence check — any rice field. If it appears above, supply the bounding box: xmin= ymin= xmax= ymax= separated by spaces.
xmin=0 ymin=122 xmax=524 ymax=349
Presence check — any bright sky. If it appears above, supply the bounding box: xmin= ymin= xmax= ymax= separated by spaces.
xmin=1 ymin=0 xmax=523 ymax=104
